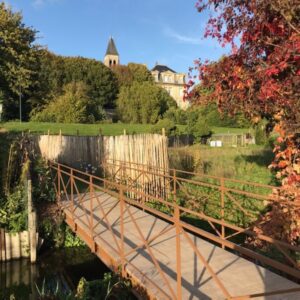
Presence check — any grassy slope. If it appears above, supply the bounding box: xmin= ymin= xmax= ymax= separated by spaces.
xmin=1 ymin=122 xmax=250 ymax=136
xmin=169 ymin=144 xmax=275 ymax=185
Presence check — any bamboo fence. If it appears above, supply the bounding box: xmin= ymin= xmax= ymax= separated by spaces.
xmin=32 ymin=133 xmax=170 ymax=199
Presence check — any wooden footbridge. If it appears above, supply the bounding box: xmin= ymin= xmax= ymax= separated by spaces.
xmin=49 ymin=160 xmax=300 ymax=299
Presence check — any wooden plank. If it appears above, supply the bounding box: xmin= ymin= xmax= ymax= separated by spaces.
xmin=62 ymin=193 xmax=300 ymax=300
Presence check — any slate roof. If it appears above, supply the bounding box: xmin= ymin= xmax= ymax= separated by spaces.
xmin=105 ymin=37 xmax=119 ymax=56
xmin=151 ymin=64 xmax=176 ymax=73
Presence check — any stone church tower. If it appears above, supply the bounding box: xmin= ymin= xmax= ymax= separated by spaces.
xmin=104 ymin=37 xmax=119 ymax=68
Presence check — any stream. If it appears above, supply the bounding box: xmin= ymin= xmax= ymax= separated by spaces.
xmin=0 ymin=247 xmax=109 ymax=300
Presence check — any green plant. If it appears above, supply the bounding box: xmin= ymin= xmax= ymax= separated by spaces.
xmin=35 ymin=278 xmax=74 ymax=300
xmin=31 ymin=82 xmax=101 ymax=124
xmin=163 ymin=107 xmax=187 ymax=125
xmin=151 ymin=118 xmax=177 ymax=136
xmin=64 ymin=226 xmax=85 ymax=248
xmin=116 ymin=81 xmax=176 ymax=124
xmin=32 ymin=157 xmax=56 ymax=203
xmin=0 ymin=185 xmax=27 ymax=232
xmin=254 ymin=123 xmax=268 ymax=145
xmin=186 ymin=113 xmax=212 ymax=143
xmin=76 ymin=272 xmax=133 ymax=300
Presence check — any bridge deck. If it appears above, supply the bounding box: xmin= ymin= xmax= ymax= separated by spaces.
xmin=62 ymin=192 xmax=299 ymax=299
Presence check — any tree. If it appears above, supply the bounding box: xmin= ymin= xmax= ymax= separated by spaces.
xmin=127 ymin=63 xmax=153 ymax=83
xmin=111 ymin=65 xmax=134 ymax=87
xmin=63 ymin=56 xmax=118 ymax=108
xmin=31 ymin=82 xmax=101 ymax=123
xmin=190 ymin=0 xmax=300 ymax=244
xmin=112 ymin=63 xmax=153 ymax=88
xmin=117 ymin=82 xmax=176 ymax=124
xmin=0 ymin=3 xmax=38 ymax=120
xmin=151 ymin=118 xmax=177 ymax=136
xmin=185 ymin=108 xmax=212 ymax=142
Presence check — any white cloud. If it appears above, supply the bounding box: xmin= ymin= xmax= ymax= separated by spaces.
xmin=163 ymin=27 xmax=201 ymax=45
xmin=32 ymin=0 xmax=62 ymax=8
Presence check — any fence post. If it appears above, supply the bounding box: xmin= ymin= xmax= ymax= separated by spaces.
xmin=120 ymin=185 xmax=125 ymax=276
xmin=89 ymin=176 xmax=94 ymax=241
xmin=173 ymin=169 xmax=177 ymax=204
xmin=175 ymin=205 xmax=182 ymax=300
xmin=71 ymin=169 xmax=74 ymax=222
xmin=221 ymin=178 xmax=225 ymax=249
xmin=0 ymin=228 xmax=5 ymax=261
xmin=57 ymin=164 xmax=61 ymax=205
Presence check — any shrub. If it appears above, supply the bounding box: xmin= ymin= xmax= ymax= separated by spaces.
xmin=255 ymin=122 xmax=268 ymax=145
xmin=185 ymin=109 xmax=212 ymax=142
xmin=187 ymin=103 xmax=251 ymax=128
xmin=151 ymin=118 xmax=177 ymax=136
xmin=0 ymin=186 xmax=27 ymax=232
xmin=163 ymin=107 xmax=187 ymax=125
xmin=31 ymin=82 xmax=102 ymax=123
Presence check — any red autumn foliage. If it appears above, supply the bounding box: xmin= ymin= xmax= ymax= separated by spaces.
xmin=190 ymin=0 xmax=300 ymax=245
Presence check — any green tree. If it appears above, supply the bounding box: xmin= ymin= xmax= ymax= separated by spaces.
xmin=117 ymin=82 xmax=176 ymax=124
xmin=112 ymin=63 xmax=153 ymax=88
xmin=63 ymin=56 xmax=118 ymax=108
xmin=31 ymin=82 xmax=101 ymax=123
xmin=163 ymin=107 xmax=187 ymax=125
xmin=111 ymin=65 xmax=134 ymax=87
xmin=31 ymin=52 xmax=119 ymax=110
xmin=0 ymin=3 xmax=38 ymax=120
xmin=127 ymin=63 xmax=153 ymax=83
xmin=186 ymin=108 xmax=212 ymax=142
xmin=151 ymin=118 xmax=177 ymax=136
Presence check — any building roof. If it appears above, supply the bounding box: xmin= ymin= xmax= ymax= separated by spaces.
xmin=151 ymin=64 xmax=176 ymax=73
xmin=105 ymin=37 xmax=119 ymax=56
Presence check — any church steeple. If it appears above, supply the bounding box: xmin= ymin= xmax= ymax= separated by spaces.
xmin=104 ymin=37 xmax=120 ymax=68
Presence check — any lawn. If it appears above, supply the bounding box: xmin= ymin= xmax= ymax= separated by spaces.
xmin=1 ymin=122 xmax=251 ymax=136
xmin=1 ymin=122 xmax=153 ymax=136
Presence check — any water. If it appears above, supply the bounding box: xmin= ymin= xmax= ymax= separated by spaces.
xmin=0 ymin=247 xmax=110 ymax=300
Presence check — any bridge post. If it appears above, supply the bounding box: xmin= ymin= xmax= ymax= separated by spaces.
xmin=57 ymin=164 xmax=61 ymax=204
xmin=119 ymin=185 xmax=125 ymax=276
xmin=173 ymin=169 xmax=177 ymax=204
xmin=175 ymin=205 xmax=182 ymax=300
xmin=221 ymin=178 xmax=225 ymax=249
xmin=71 ymin=169 xmax=74 ymax=222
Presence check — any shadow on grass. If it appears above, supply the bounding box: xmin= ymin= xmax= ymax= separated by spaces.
xmin=239 ymin=147 xmax=274 ymax=167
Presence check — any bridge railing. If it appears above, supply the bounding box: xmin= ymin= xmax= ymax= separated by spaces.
xmin=103 ymin=160 xmax=300 ymax=275
xmin=50 ymin=160 xmax=300 ymax=299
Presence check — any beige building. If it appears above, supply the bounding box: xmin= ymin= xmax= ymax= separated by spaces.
xmin=103 ymin=38 xmax=188 ymax=110
xmin=104 ymin=37 xmax=120 ymax=68
xmin=151 ymin=64 xmax=189 ymax=110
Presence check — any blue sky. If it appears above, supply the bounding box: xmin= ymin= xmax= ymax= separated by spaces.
xmin=5 ymin=0 xmax=229 ymax=74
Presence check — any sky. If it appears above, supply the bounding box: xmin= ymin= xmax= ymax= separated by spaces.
xmin=5 ymin=0 xmax=229 ymax=74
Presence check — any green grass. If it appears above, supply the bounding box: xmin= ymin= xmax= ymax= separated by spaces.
xmin=169 ymin=144 xmax=275 ymax=185
xmin=1 ymin=122 xmax=154 ymax=136
xmin=1 ymin=121 xmax=251 ymax=136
